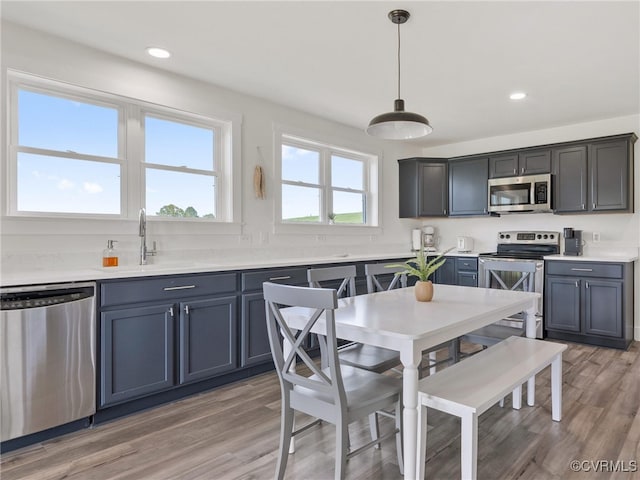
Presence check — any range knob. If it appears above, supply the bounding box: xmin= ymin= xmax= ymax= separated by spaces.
xmin=537 ymin=234 xmax=542 ymax=239
xmin=505 ymin=234 xmax=511 ymax=239
xmin=550 ymin=234 xmax=555 ymax=239
xmin=543 ymin=234 xmax=548 ymax=239
xmin=499 ymin=234 xmax=505 ymax=239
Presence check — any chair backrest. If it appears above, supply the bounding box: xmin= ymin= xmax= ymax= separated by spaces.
xmin=307 ymin=265 xmax=357 ymax=298
xmin=364 ymin=263 xmax=408 ymax=293
xmin=263 ymin=282 xmax=345 ymax=405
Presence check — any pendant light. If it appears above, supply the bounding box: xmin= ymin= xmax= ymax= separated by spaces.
xmin=366 ymin=9 xmax=432 ymax=140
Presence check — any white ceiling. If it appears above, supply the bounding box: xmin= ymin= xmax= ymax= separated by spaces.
xmin=2 ymin=1 xmax=639 ymax=146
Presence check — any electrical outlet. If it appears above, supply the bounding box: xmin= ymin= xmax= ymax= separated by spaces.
xmin=592 ymin=232 xmax=601 ymax=243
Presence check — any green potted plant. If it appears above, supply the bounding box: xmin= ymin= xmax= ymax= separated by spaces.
xmin=387 ymin=247 xmax=454 ymax=301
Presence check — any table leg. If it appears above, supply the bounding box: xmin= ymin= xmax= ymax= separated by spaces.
xmin=401 ymin=347 xmax=422 ymax=480
xmin=551 ymin=353 xmax=563 ymax=421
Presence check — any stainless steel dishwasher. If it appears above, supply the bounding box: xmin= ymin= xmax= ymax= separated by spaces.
xmin=0 ymin=282 xmax=96 ymax=442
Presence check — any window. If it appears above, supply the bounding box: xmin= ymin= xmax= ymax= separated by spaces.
xmin=277 ymin=132 xmax=378 ymax=227
xmin=144 ymin=114 xmax=218 ymax=219
xmin=12 ymin=87 xmax=123 ymax=215
xmin=7 ymin=72 xmax=238 ymax=222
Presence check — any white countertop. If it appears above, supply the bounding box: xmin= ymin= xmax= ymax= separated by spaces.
xmin=543 ymin=254 xmax=638 ymax=263
xmin=0 ymin=251 xmax=420 ymax=287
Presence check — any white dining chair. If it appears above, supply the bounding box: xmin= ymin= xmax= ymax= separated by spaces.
xmin=263 ymin=282 xmax=403 ymax=480
xmin=308 ymin=265 xmax=401 ymax=373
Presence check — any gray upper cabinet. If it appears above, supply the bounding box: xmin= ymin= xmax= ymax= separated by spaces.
xmin=399 ymin=158 xmax=448 ymax=217
xmin=488 ymin=153 xmax=519 ymax=178
xmin=448 ymin=157 xmax=489 ymax=216
xmin=552 ymin=145 xmax=588 ymax=212
xmin=489 ymin=150 xmax=551 ymax=178
xmin=589 ymin=139 xmax=632 ymax=212
xmin=553 ymin=134 xmax=636 ymax=214
xmin=519 ymin=149 xmax=551 ymax=176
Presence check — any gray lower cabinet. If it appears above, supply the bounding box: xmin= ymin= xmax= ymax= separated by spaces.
xmin=448 ymin=156 xmax=489 ymax=216
xmin=99 ymin=272 xmax=237 ymax=407
xmin=433 ymin=256 xmax=477 ymax=287
xmin=240 ymin=267 xmax=308 ymax=366
xmin=101 ymin=304 xmax=175 ymax=406
xmin=544 ymin=261 xmax=633 ymax=349
xmin=179 ymin=296 xmax=237 ymax=384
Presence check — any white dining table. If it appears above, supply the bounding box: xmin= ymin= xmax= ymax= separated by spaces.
xmin=280 ymin=284 xmax=540 ymax=480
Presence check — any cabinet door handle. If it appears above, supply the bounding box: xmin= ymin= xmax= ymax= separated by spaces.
xmin=184 ymin=304 xmax=190 ymax=315
xmin=513 ymin=168 xmax=517 ymax=175
xmin=575 ymin=281 xmax=579 ymax=288
xmin=269 ymin=276 xmax=291 ymax=281
xmin=443 ymin=209 xmax=447 ymax=215
xmin=169 ymin=307 xmax=174 ymax=317
xmin=581 ymin=203 xmax=585 ymax=210
xmin=592 ymin=203 xmax=596 ymax=209
xmin=163 ymin=285 xmax=196 ymax=291
xmin=571 ymin=268 xmax=593 ymax=272
xmin=521 ymin=167 xmax=525 ymax=174
xmin=586 ymin=282 xmax=590 ymax=289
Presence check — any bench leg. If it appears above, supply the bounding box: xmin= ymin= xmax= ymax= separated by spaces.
xmin=460 ymin=411 xmax=478 ymax=480
xmin=417 ymin=402 xmax=427 ymax=480
xmin=512 ymin=384 xmax=522 ymax=410
xmin=551 ymin=353 xmax=563 ymax=421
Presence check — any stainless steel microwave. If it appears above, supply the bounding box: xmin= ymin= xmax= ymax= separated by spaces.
xmin=488 ymin=173 xmax=552 ymax=213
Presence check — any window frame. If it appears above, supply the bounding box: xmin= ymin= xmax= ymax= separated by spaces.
xmin=274 ymin=125 xmax=380 ymax=235
xmin=6 ymin=71 xmax=241 ymax=226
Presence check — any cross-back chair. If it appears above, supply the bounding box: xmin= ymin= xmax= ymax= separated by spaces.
xmin=263 ymin=282 xmax=403 ymax=480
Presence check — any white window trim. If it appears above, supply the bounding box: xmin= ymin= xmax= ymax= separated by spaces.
xmin=5 ymin=70 xmax=242 ymax=233
xmin=273 ymin=123 xmax=381 ymax=235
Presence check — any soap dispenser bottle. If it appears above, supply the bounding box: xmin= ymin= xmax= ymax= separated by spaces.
xmin=103 ymin=240 xmax=119 ymax=267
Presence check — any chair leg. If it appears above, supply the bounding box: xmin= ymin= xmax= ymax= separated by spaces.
xmin=416 ymin=402 xmax=427 ymax=479
xmin=335 ymin=420 xmax=349 ymax=480
xmin=460 ymin=411 xmax=478 ymax=480
xmin=395 ymin=400 xmax=404 ymax=475
xmin=276 ymin=396 xmax=294 ymax=480
xmin=451 ymin=338 xmax=461 ymax=364
xmin=428 ymin=351 xmax=437 ymax=375
xmin=368 ymin=413 xmax=380 ymax=448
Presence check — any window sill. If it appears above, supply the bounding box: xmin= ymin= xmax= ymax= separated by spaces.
xmin=273 ymin=223 xmax=382 ymax=236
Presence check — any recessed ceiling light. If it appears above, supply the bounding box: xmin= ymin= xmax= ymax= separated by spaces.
xmin=146 ymin=47 xmax=171 ymax=59
xmin=509 ymin=92 xmax=527 ymax=100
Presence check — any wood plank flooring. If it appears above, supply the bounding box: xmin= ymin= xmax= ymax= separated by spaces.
xmin=1 ymin=340 xmax=638 ymax=479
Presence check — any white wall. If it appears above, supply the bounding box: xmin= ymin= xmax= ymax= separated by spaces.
xmin=0 ymin=22 xmax=423 ymax=269
xmin=2 ymin=22 xmax=639 ymax=339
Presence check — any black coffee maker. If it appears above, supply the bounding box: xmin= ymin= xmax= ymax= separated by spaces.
xmin=563 ymin=228 xmax=583 ymax=256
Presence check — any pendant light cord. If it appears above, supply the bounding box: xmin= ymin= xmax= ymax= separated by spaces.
xmin=397 ymin=22 xmax=401 ymax=99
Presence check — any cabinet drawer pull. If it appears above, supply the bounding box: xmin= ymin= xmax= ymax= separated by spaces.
xmin=163 ymin=285 xmax=196 ymax=291
xmin=570 ymin=268 xmax=593 ymax=272
xmin=269 ymin=276 xmax=291 ymax=281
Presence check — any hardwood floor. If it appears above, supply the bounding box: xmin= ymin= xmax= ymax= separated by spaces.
xmin=1 ymin=340 xmax=638 ymax=479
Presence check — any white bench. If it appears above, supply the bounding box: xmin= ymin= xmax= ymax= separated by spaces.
xmin=416 ymin=336 xmax=567 ymax=480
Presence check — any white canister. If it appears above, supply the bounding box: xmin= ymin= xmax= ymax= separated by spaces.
xmin=412 ymin=229 xmax=423 ymax=251
xmin=456 ymin=236 xmax=474 ymax=252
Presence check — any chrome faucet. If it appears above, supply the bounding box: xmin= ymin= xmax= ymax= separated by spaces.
xmin=138 ymin=208 xmax=156 ymax=265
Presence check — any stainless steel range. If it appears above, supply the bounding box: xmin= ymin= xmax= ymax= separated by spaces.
xmin=479 ymin=231 xmax=560 ymax=338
